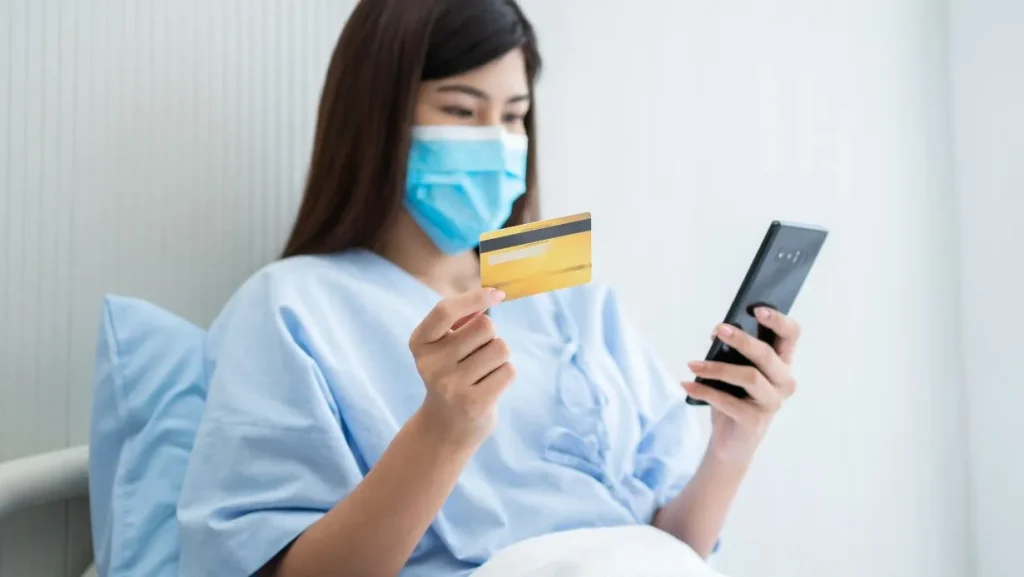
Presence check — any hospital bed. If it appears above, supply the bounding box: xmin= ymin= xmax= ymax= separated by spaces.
xmin=0 ymin=445 xmax=725 ymax=577
xmin=0 ymin=289 xmax=723 ymax=577
xmin=0 ymin=445 xmax=97 ymax=577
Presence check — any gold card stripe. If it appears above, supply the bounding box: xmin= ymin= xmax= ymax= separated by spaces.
xmin=489 ymin=263 xmax=593 ymax=290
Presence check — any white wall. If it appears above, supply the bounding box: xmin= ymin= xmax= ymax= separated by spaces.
xmin=951 ymin=1 xmax=1024 ymax=576
xmin=0 ymin=1 xmax=971 ymax=576
xmin=536 ymin=1 xmax=968 ymax=575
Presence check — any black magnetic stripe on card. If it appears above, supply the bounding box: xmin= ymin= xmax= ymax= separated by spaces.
xmin=479 ymin=218 xmax=592 ymax=253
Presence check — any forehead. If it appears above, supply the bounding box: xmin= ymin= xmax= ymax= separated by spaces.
xmin=425 ymin=49 xmax=529 ymax=94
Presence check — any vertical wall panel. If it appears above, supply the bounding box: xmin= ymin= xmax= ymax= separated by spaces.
xmin=0 ymin=1 xmax=356 ymax=574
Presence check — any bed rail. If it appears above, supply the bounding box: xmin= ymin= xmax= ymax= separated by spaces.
xmin=0 ymin=445 xmax=89 ymax=521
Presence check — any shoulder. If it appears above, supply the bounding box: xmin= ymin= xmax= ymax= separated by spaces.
xmin=230 ymin=252 xmax=370 ymax=303
xmin=209 ymin=251 xmax=373 ymax=341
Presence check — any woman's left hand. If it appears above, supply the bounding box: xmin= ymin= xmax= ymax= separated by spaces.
xmin=683 ymin=307 xmax=801 ymax=464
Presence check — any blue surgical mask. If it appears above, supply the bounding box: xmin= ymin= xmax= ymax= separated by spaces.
xmin=405 ymin=125 xmax=529 ymax=254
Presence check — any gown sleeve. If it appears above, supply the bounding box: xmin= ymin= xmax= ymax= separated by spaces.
xmin=597 ymin=288 xmax=709 ymax=512
xmin=177 ymin=271 xmax=365 ymax=577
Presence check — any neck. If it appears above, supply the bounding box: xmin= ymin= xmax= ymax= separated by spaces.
xmin=377 ymin=212 xmax=480 ymax=298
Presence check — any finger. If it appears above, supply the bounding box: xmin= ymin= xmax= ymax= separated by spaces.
xmin=412 ymin=289 xmax=505 ymax=345
xmin=714 ymin=324 xmax=791 ymax=387
xmin=446 ymin=314 xmax=498 ymax=362
xmin=753 ymin=307 xmax=801 ymax=364
xmin=688 ymin=361 xmax=777 ymax=406
xmin=457 ymin=338 xmax=512 ymax=384
xmin=683 ymin=382 xmax=758 ymax=423
xmin=474 ymin=362 xmax=516 ymax=401
xmin=451 ymin=311 xmax=483 ymax=332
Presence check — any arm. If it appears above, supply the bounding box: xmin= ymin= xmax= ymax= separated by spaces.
xmin=176 ymin=279 xmax=511 ymax=577
xmin=269 ymin=288 xmax=509 ymax=577
xmin=670 ymin=311 xmax=804 ymax=558
xmin=652 ymin=452 xmax=748 ymax=559
xmin=590 ymin=287 xmax=800 ymax=560
xmin=268 ymin=408 xmax=479 ymax=577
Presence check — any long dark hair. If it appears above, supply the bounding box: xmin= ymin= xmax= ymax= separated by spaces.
xmin=281 ymin=0 xmax=542 ymax=258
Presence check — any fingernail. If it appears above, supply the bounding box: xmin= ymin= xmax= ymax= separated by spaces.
xmin=756 ymin=307 xmax=772 ymax=320
xmin=491 ymin=289 xmax=506 ymax=303
xmin=717 ymin=324 xmax=735 ymax=338
xmin=688 ymin=361 xmax=707 ymax=372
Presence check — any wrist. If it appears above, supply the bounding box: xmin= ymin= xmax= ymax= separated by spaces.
xmin=706 ymin=432 xmax=760 ymax=469
xmin=702 ymin=445 xmax=754 ymax=474
xmin=693 ymin=448 xmax=751 ymax=496
xmin=411 ymin=403 xmax=490 ymax=456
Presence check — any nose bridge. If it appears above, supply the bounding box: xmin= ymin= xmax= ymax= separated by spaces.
xmin=479 ymin=101 xmax=503 ymax=127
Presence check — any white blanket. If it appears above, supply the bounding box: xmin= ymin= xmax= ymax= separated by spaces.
xmin=471 ymin=525 xmax=729 ymax=577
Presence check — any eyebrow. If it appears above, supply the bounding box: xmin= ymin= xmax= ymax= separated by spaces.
xmin=436 ymin=84 xmax=531 ymax=104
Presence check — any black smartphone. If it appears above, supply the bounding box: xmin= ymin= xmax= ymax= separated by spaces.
xmin=686 ymin=221 xmax=828 ymax=406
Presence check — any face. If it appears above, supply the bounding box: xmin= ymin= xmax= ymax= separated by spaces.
xmin=415 ymin=49 xmax=531 ymax=134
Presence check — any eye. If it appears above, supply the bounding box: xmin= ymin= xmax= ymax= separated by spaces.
xmin=502 ymin=113 xmax=526 ymax=124
xmin=442 ymin=106 xmax=474 ymax=119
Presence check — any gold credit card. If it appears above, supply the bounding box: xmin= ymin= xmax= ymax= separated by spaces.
xmin=479 ymin=212 xmax=592 ymax=301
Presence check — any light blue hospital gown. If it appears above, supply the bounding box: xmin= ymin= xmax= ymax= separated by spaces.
xmin=177 ymin=248 xmax=708 ymax=577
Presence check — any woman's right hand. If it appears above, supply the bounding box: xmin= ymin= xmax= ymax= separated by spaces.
xmin=409 ymin=288 xmax=516 ymax=445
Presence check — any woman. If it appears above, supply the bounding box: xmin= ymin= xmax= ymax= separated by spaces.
xmin=177 ymin=0 xmax=801 ymax=576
